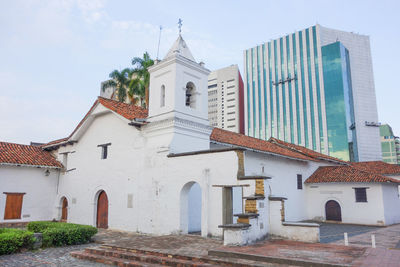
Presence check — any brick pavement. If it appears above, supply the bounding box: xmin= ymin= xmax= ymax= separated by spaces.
xmin=2 ymin=227 xmax=400 ymax=266
xmin=352 ymin=247 xmax=400 ymax=267
xmin=93 ymin=229 xmax=223 ymax=257
xmin=210 ymin=239 xmax=367 ymax=266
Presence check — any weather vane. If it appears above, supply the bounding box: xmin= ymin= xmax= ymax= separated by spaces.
xmin=178 ymin=18 xmax=183 ymax=34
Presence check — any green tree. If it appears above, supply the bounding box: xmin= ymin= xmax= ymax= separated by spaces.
xmin=101 ymin=68 xmax=132 ymax=103
xmin=127 ymin=77 xmax=145 ymax=106
xmin=131 ymin=52 xmax=154 ymax=108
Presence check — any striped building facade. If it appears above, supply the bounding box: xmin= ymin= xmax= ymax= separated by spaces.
xmin=243 ymin=25 xmax=382 ymax=162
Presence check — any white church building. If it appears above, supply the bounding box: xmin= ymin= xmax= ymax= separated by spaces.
xmin=1 ymin=35 xmax=400 ymax=245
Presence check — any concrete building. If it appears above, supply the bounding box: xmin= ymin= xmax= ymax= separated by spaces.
xmin=207 ymin=65 xmax=245 ymax=134
xmin=380 ymin=124 xmax=400 ymax=165
xmin=243 ymin=24 xmax=381 ymax=162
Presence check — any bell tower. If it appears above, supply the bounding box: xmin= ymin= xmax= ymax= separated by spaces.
xmin=145 ymin=34 xmax=212 ymax=153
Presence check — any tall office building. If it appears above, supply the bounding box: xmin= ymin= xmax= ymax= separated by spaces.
xmin=208 ymin=65 xmax=245 ymax=134
xmin=380 ymin=124 xmax=400 ymax=165
xmin=243 ymin=24 xmax=381 ymax=162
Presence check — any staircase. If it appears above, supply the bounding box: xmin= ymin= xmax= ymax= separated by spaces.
xmin=70 ymin=244 xmax=270 ymax=266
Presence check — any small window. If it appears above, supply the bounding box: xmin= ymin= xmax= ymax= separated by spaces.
xmin=355 ymin=188 xmax=367 ymax=202
xmin=160 ymin=85 xmax=166 ymax=107
xmin=98 ymin=143 xmax=111 ymax=159
xmin=297 ymin=174 xmax=303 ymax=189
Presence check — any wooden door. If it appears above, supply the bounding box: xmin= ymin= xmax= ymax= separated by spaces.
xmin=325 ymin=200 xmax=342 ymax=221
xmin=61 ymin=198 xmax=68 ymax=221
xmin=96 ymin=191 xmax=108 ymax=229
xmin=4 ymin=193 xmax=24 ymax=220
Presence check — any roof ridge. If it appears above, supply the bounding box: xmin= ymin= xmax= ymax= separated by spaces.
xmin=269 ymin=138 xmax=314 ymax=158
xmin=0 ymin=141 xmax=38 ymax=148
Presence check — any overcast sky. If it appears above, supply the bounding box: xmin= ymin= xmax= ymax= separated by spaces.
xmin=1 ymin=0 xmax=399 ymax=144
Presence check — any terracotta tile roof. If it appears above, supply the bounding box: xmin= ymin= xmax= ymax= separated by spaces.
xmin=351 ymin=161 xmax=400 ymax=175
xmin=43 ymin=97 xmax=148 ymax=148
xmin=0 ymin=142 xmax=63 ymax=168
xmin=210 ymin=128 xmax=315 ymax=161
xmin=98 ymin=97 xmax=148 ymax=120
xmin=305 ymin=166 xmax=400 ymax=184
xmin=42 ymin=137 xmax=69 ymax=147
xmin=269 ymin=137 xmax=345 ymax=163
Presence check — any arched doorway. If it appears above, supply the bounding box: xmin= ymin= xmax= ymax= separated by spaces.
xmin=61 ymin=197 xmax=68 ymax=222
xmin=325 ymin=200 xmax=342 ymax=221
xmin=180 ymin=182 xmax=202 ymax=235
xmin=96 ymin=191 xmax=109 ymax=229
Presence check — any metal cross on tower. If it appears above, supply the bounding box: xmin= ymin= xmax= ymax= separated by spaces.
xmin=178 ymin=18 xmax=183 ymax=34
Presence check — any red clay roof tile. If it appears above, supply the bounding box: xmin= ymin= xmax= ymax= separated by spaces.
xmin=210 ymin=128 xmax=315 ymax=161
xmin=269 ymin=137 xmax=345 ymax=163
xmin=351 ymin=161 xmax=400 ymax=175
xmin=305 ymin=165 xmax=400 ymax=184
xmin=43 ymin=97 xmax=148 ymax=148
xmin=0 ymin=142 xmax=63 ymax=168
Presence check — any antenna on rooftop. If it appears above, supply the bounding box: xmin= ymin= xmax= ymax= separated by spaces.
xmin=156 ymin=25 xmax=162 ymax=60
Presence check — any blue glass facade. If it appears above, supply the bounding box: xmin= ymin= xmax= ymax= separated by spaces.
xmin=244 ymin=25 xmax=359 ymax=161
xmin=321 ymin=42 xmax=357 ymax=161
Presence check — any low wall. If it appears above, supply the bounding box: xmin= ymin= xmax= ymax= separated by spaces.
xmin=223 ymin=218 xmax=267 ymax=246
xmin=269 ymin=197 xmax=320 ymax=243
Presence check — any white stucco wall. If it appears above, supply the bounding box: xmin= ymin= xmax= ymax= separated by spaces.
xmin=381 ymin=183 xmax=400 ymax=225
xmin=55 ymin=110 xmax=239 ymax=238
xmin=243 ymin=151 xmax=333 ymax=222
xmin=306 ymin=183 xmax=386 ymax=225
xmin=0 ymin=166 xmax=59 ymax=223
xmin=269 ymin=200 xmax=319 ymax=242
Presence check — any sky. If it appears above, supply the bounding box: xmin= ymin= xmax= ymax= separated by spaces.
xmin=0 ymin=0 xmax=399 ymax=144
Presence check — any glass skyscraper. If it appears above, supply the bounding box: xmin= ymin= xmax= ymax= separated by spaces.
xmin=243 ymin=25 xmax=381 ymax=162
xmin=380 ymin=124 xmax=400 ymax=165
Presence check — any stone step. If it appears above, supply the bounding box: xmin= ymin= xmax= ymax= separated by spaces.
xmin=242 ymin=195 xmax=265 ymax=200
xmin=72 ymin=247 xmax=213 ymax=267
xmin=93 ymin=245 xmax=278 ymax=267
xmin=234 ymin=213 xmax=259 ymax=218
xmin=70 ymin=251 xmax=162 ymax=267
xmin=218 ymin=223 xmax=251 ymax=230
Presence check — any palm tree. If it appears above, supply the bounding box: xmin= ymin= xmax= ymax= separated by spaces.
xmin=101 ymin=68 xmax=132 ymax=103
xmin=131 ymin=52 xmax=154 ymax=108
xmin=127 ymin=77 xmax=145 ymax=106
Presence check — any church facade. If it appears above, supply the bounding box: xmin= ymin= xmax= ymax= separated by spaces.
xmin=1 ymin=35 xmax=400 ymax=245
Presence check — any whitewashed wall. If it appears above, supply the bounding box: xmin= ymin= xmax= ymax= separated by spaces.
xmin=306 ymin=183 xmax=387 ymax=225
xmin=0 ymin=166 xmax=59 ymax=223
xmin=55 ymin=110 xmax=239 ymax=238
xmin=381 ymin=184 xmax=400 ymax=225
xmin=243 ymin=151 xmax=332 ymax=222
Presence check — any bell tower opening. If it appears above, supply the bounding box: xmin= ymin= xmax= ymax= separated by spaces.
xmin=185 ymin=82 xmax=196 ymax=108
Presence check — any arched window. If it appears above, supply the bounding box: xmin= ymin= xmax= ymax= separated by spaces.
xmin=185 ymin=82 xmax=196 ymax=108
xmin=160 ymin=85 xmax=166 ymax=107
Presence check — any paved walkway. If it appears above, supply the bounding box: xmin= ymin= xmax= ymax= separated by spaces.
xmin=2 ymin=226 xmax=400 ymax=266
xmin=211 ymin=239 xmax=367 ymax=266
xmin=0 ymin=243 xmax=108 ymax=267
xmin=327 ymin=223 xmax=400 ymax=249
xmin=319 ymin=222 xmax=380 ymax=244
xmin=93 ymin=229 xmax=224 ymax=257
